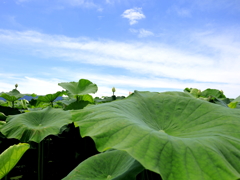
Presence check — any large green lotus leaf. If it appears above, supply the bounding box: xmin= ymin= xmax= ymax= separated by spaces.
xmin=72 ymin=91 xmax=240 ymax=180
xmin=0 ymin=89 xmax=24 ymax=102
xmin=0 ymin=143 xmax=30 ymax=179
xmin=37 ymin=91 xmax=64 ymax=103
xmin=58 ymin=79 xmax=98 ymax=96
xmin=63 ymin=150 xmax=144 ymax=180
xmin=1 ymin=107 xmax=72 ymax=143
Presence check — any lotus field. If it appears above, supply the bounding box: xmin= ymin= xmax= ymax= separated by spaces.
xmin=0 ymin=79 xmax=240 ymax=180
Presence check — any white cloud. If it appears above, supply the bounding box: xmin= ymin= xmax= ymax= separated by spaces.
xmin=105 ymin=0 xmax=112 ymax=4
xmin=187 ymin=0 xmax=240 ymax=11
xmin=0 ymin=29 xmax=240 ymax=98
xmin=59 ymin=0 xmax=98 ymax=8
xmin=15 ymin=0 xmax=100 ymax=9
xmin=105 ymin=0 xmax=123 ymax=5
xmin=130 ymin=28 xmax=154 ymax=38
xmin=1 ymin=70 xmax=239 ymax=98
xmin=121 ymin=7 xmax=145 ymax=25
xmin=97 ymin=7 xmax=103 ymax=12
xmin=175 ymin=8 xmax=191 ymax=17
xmin=167 ymin=5 xmax=191 ymax=17
xmin=138 ymin=29 xmax=154 ymax=38
xmin=129 ymin=28 xmax=138 ymax=33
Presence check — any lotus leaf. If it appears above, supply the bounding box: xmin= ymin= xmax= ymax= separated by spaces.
xmin=201 ymin=88 xmax=226 ymax=98
xmin=58 ymin=79 xmax=98 ymax=96
xmin=1 ymin=107 xmax=72 ymax=143
xmin=0 ymin=121 xmax=6 ymax=134
xmin=37 ymin=91 xmax=64 ymax=103
xmin=0 ymin=89 xmax=24 ymax=102
xmin=63 ymin=149 xmax=144 ymax=180
xmin=71 ymin=91 xmax=240 ymax=180
xmin=0 ymin=143 xmax=30 ymax=179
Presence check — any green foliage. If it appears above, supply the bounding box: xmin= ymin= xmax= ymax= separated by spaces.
xmin=1 ymin=80 xmax=240 ymax=180
xmin=1 ymin=107 xmax=72 ymax=143
xmin=71 ymin=91 xmax=240 ymax=180
xmin=184 ymin=87 xmax=240 ymax=109
xmin=0 ymin=143 xmax=30 ymax=179
xmin=64 ymin=100 xmax=90 ymax=110
xmin=201 ymin=88 xmax=226 ymax=98
xmin=58 ymin=79 xmax=98 ymax=97
xmin=63 ymin=150 xmax=144 ymax=180
xmin=0 ymin=100 xmax=6 ymax=106
xmin=184 ymin=87 xmax=226 ymax=99
xmin=37 ymin=91 xmax=64 ymax=103
xmin=0 ymin=89 xmax=24 ymax=102
xmin=0 ymin=120 xmax=6 ymax=130
xmin=94 ymin=96 xmax=125 ymax=104
xmin=228 ymin=96 xmax=240 ymax=109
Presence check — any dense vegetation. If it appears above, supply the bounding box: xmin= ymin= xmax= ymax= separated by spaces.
xmin=0 ymin=79 xmax=240 ymax=180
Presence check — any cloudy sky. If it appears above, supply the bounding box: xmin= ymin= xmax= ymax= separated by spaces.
xmin=0 ymin=0 xmax=240 ymax=98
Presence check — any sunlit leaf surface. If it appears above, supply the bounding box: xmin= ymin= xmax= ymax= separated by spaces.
xmin=1 ymin=107 xmax=72 ymax=143
xmin=72 ymin=91 xmax=240 ymax=180
xmin=58 ymin=79 xmax=98 ymax=96
xmin=63 ymin=150 xmax=144 ymax=180
xmin=0 ymin=143 xmax=30 ymax=179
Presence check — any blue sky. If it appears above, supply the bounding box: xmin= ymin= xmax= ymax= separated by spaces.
xmin=0 ymin=0 xmax=240 ymax=98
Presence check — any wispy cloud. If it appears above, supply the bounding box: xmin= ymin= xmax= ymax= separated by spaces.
xmin=16 ymin=0 xmax=30 ymax=3
xmin=105 ymin=0 xmax=112 ymax=4
xmin=0 ymin=29 xmax=240 ymax=97
xmin=105 ymin=0 xmax=123 ymax=5
xmin=175 ymin=8 xmax=191 ymax=17
xmin=61 ymin=0 xmax=97 ymax=8
xmin=121 ymin=7 xmax=145 ymax=25
xmin=177 ymin=0 xmax=240 ymax=12
xmin=1 ymin=69 xmax=239 ymax=98
xmin=167 ymin=6 xmax=191 ymax=17
xmin=15 ymin=0 xmax=100 ymax=9
xmin=130 ymin=28 xmax=154 ymax=38
xmin=3 ymin=15 xmax=26 ymax=29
